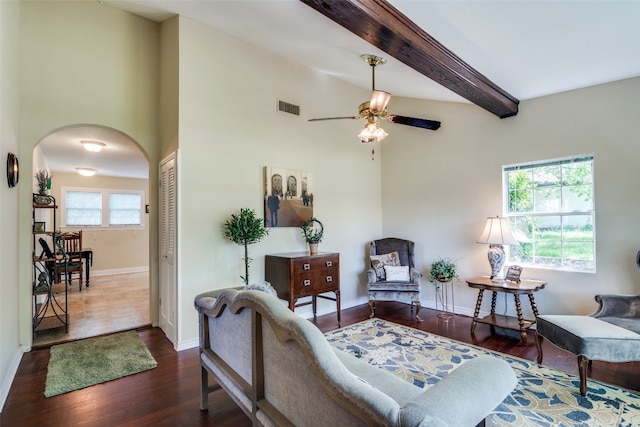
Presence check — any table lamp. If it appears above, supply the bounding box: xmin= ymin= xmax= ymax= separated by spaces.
xmin=476 ymin=216 xmax=520 ymax=282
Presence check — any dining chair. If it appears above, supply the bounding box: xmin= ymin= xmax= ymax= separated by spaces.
xmin=58 ymin=231 xmax=84 ymax=291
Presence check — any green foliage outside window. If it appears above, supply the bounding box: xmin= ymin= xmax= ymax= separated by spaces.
xmin=505 ymin=156 xmax=594 ymax=271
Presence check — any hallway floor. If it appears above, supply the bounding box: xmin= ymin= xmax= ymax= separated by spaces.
xmin=32 ymin=272 xmax=150 ymax=348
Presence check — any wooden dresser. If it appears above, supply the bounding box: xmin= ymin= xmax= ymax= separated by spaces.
xmin=265 ymin=252 xmax=340 ymax=325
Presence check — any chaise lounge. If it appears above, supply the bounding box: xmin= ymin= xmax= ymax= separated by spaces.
xmin=195 ymin=287 xmax=517 ymax=426
xmin=536 ymin=294 xmax=640 ymax=396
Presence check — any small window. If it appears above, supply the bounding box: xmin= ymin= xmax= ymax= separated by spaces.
xmin=62 ymin=187 xmax=145 ymax=229
xmin=109 ymin=193 xmax=142 ymax=226
xmin=66 ymin=191 xmax=102 ymax=226
xmin=504 ymin=154 xmax=595 ymax=272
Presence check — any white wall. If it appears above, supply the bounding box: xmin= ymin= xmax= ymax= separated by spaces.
xmin=383 ymin=77 xmax=640 ymax=318
xmin=0 ymin=0 xmax=22 ymax=412
xmin=175 ymin=17 xmax=383 ymax=348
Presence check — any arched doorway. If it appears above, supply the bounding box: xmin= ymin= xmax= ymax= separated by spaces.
xmin=31 ymin=124 xmax=151 ymax=346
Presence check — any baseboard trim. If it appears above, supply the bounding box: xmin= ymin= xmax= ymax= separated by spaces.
xmin=91 ymin=266 xmax=149 ymax=277
xmin=0 ymin=347 xmax=25 ymax=413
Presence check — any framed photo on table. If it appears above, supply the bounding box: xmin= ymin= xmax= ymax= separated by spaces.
xmin=505 ymin=265 xmax=523 ymax=283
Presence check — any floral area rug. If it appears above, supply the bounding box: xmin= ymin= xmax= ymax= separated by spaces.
xmin=324 ymin=318 xmax=640 ymax=427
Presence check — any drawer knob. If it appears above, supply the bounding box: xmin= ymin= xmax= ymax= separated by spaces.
xmin=325 ymin=261 xmax=332 ymax=267
xmin=303 ymin=263 xmax=311 ymax=270
xmin=326 ymin=276 xmax=333 ymax=282
xmin=303 ymin=279 xmax=311 ymax=286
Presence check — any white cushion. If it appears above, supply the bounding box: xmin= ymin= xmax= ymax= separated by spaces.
xmin=370 ymin=251 xmax=400 ymax=280
xmin=383 ymin=265 xmax=410 ymax=282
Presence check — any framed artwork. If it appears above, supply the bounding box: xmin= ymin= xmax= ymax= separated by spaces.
xmin=505 ymin=265 xmax=523 ymax=283
xmin=33 ymin=222 xmax=46 ymax=233
xmin=263 ymin=166 xmax=313 ymax=227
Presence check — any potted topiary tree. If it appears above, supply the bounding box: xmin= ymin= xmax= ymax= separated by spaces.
xmin=224 ymin=208 xmax=269 ymax=286
xmin=429 ymin=257 xmax=458 ymax=283
xmin=300 ymin=217 xmax=323 ymax=255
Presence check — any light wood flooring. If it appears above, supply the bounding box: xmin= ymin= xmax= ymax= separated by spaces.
xmin=32 ymin=272 xmax=150 ymax=348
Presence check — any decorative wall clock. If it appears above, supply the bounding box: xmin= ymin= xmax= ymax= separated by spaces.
xmin=6 ymin=152 xmax=18 ymax=188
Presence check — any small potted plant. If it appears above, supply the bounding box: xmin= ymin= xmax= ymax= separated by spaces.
xmin=429 ymin=257 xmax=458 ymax=283
xmin=224 ymin=208 xmax=269 ymax=286
xmin=34 ymin=169 xmax=52 ymax=205
xmin=300 ymin=217 xmax=323 ymax=255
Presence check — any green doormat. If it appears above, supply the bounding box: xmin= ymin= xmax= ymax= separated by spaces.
xmin=45 ymin=330 xmax=157 ymax=397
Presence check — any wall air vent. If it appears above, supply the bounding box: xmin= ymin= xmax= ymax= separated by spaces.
xmin=277 ymin=99 xmax=300 ymax=116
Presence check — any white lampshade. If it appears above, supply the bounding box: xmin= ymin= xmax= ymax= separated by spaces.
xmin=76 ymin=167 xmax=97 ymax=177
xmin=476 ymin=216 xmax=519 ymax=246
xmin=81 ymin=141 xmax=105 ymax=152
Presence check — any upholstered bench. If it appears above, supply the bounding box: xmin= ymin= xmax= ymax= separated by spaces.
xmin=535 ymin=314 xmax=640 ymax=396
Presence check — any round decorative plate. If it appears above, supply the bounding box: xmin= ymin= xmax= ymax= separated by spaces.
xmin=6 ymin=153 xmax=18 ymax=188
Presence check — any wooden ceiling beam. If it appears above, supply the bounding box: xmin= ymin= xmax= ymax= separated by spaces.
xmin=299 ymin=0 xmax=519 ymax=118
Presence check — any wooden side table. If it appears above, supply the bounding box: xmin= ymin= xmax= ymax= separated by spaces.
xmin=265 ymin=252 xmax=340 ymax=326
xmin=466 ymin=276 xmax=546 ymax=345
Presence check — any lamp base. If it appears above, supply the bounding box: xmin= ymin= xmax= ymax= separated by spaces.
xmin=487 ymin=244 xmax=506 ymax=282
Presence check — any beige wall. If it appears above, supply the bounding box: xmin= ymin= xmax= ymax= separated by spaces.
xmin=49 ymin=173 xmax=149 ymax=273
xmin=18 ymin=1 xmax=161 ymax=349
xmin=3 ymin=0 xmax=639 ymax=398
xmin=175 ymin=17 xmax=383 ymax=347
xmin=383 ymin=78 xmax=640 ymax=317
xmin=0 ymin=0 xmax=22 ymax=410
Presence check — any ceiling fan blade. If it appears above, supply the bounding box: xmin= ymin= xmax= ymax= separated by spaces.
xmin=388 ymin=115 xmax=441 ymax=130
xmin=308 ymin=116 xmax=359 ymax=122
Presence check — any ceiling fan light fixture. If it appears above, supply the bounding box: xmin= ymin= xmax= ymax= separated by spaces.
xmin=81 ymin=140 xmax=105 ymax=152
xmin=358 ymin=122 xmax=388 ymax=143
xmin=369 ymin=90 xmax=391 ymax=114
xmin=76 ymin=167 xmax=97 ymax=177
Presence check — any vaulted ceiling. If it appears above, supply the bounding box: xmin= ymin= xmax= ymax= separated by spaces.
xmin=42 ymin=0 xmax=640 ymax=178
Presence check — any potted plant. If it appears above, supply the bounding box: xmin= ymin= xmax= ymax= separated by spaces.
xmin=429 ymin=257 xmax=458 ymax=283
xmin=224 ymin=208 xmax=269 ymax=286
xmin=300 ymin=217 xmax=323 ymax=255
xmin=34 ymin=169 xmax=52 ymax=205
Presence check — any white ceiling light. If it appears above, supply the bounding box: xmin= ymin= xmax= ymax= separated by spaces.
xmin=81 ymin=140 xmax=105 ymax=152
xmin=76 ymin=167 xmax=97 ymax=177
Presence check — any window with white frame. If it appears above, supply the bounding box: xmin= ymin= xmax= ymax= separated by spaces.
xmin=504 ymin=154 xmax=595 ymax=272
xmin=62 ymin=188 xmax=144 ymax=228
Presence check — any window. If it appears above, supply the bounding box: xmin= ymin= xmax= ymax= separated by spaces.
xmin=109 ymin=193 xmax=142 ymax=225
xmin=66 ymin=191 xmax=102 ymax=226
xmin=62 ymin=188 xmax=145 ymax=229
xmin=504 ymin=154 xmax=595 ymax=272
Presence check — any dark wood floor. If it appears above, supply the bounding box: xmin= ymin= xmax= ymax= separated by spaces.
xmin=2 ymin=302 xmax=639 ymax=426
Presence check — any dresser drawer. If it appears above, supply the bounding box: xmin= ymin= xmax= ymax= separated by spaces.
xmin=293 ymin=255 xmax=338 ymax=275
xmin=293 ymin=269 xmax=338 ymax=296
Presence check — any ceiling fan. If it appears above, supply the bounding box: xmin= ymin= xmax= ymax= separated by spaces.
xmin=309 ymin=54 xmax=441 ymax=143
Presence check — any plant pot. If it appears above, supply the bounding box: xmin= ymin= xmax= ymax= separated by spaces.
xmin=34 ymin=194 xmax=53 ymax=205
xmin=309 ymin=243 xmax=318 ymax=255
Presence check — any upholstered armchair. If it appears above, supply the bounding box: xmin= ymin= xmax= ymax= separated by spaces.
xmin=367 ymin=238 xmax=422 ymax=321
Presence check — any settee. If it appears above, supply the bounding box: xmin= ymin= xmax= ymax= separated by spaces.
xmin=195 ymin=288 xmax=517 ymax=427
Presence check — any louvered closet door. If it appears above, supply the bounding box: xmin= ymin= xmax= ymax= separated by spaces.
xmin=159 ymin=152 xmax=177 ymax=346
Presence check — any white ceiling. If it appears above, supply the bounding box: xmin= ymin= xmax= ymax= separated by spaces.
xmin=41 ymin=0 xmax=640 ymax=178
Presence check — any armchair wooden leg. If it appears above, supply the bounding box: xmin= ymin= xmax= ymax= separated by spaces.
xmin=578 ymin=355 xmax=589 ymax=396
xmin=535 ymin=330 xmax=544 ymax=364
xmin=368 ymin=300 xmax=375 ymax=318
xmin=413 ymin=301 xmax=422 ymax=322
